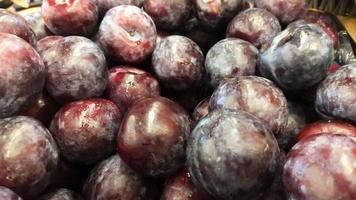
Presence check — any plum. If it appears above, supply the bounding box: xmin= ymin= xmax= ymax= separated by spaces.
xmin=210 ymin=76 xmax=288 ymax=138
xmin=41 ymin=0 xmax=99 ymax=36
xmin=50 ymin=99 xmax=122 ymax=165
xmin=193 ymin=0 xmax=243 ymax=29
xmin=39 ymin=188 xmax=82 ymax=200
xmin=187 ymin=109 xmax=280 ymax=200
xmin=0 ymin=187 xmax=22 ymax=200
xmin=97 ymin=5 xmax=157 ymax=63
xmin=36 ymin=36 xmax=63 ymax=54
xmin=143 ymin=0 xmax=192 ymax=30
xmin=18 ymin=7 xmax=52 ymax=40
xmin=97 ymin=0 xmax=143 ymax=16
xmin=0 ymin=9 xmax=37 ymax=46
xmin=0 ymin=116 xmax=59 ymax=198
xmin=226 ymin=8 xmax=281 ymax=49
xmin=192 ymin=97 xmax=210 ymax=122
xmin=283 ymin=134 xmax=356 ymax=200
xmin=108 ymin=66 xmax=160 ymax=112
xmin=258 ymin=23 xmax=334 ymax=90
xmin=117 ymin=97 xmax=190 ymax=177
xmin=315 ymin=64 xmax=356 ymax=123
xmin=41 ymin=36 xmax=108 ymax=104
xmin=255 ymin=0 xmax=307 ymax=24
xmin=338 ymin=31 xmax=356 ymax=65
xmin=152 ymin=35 xmax=204 ymax=91
xmin=205 ymin=38 xmax=258 ymax=87
xmin=0 ymin=33 xmax=46 ymax=118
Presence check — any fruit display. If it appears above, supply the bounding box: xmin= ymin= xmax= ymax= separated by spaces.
xmin=0 ymin=1 xmax=355 ymax=199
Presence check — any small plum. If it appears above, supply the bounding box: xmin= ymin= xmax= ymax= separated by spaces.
xmin=38 ymin=188 xmax=82 ymax=200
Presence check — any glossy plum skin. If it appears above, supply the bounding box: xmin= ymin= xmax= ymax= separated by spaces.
xmin=97 ymin=5 xmax=157 ymax=63
xmin=283 ymin=134 xmax=356 ymax=200
xmin=50 ymin=99 xmax=122 ymax=165
xmin=143 ymin=0 xmax=192 ymax=30
xmin=83 ymin=155 xmax=154 ymax=200
xmin=205 ymin=38 xmax=258 ymax=87
xmin=192 ymin=97 xmax=210 ymax=122
xmin=152 ymin=35 xmax=204 ymax=91
xmin=41 ymin=36 xmax=108 ymax=105
xmin=315 ymin=64 xmax=356 ymax=123
xmin=108 ymin=66 xmax=160 ymax=111
xmin=19 ymin=7 xmax=52 ymax=40
xmin=258 ymin=23 xmax=334 ymax=91
xmin=0 ymin=9 xmax=37 ymax=46
xmin=255 ymin=0 xmax=307 ymax=24
xmin=117 ymin=97 xmax=190 ymax=177
xmin=0 ymin=33 xmax=46 ymax=119
xmin=226 ymin=8 xmax=281 ymax=49
xmin=0 ymin=187 xmax=22 ymax=200
xmin=41 ymin=0 xmax=99 ymax=36
xmin=36 ymin=36 xmax=63 ymax=54
xmin=0 ymin=116 xmax=59 ymax=199
xmin=193 ymin=0 xmax=242 ymax=29
xmin=97 ymin=0 xmax=143 ymax=15
xmin=187 ymin=109 xmax=280 ymax=200
xmin=210 ymin=76 xmax=288 ymax=138
xmin=39 ymin=189 xmax=82 ymax=200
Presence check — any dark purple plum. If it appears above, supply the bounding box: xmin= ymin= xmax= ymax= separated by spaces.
xmin=0 ymin=187 xmax=22 ymax=200
xmin=258 ymin=23 xmax=334 ymax=90
xmin=36 ymin=35 xmax=63 ymax=54
xmin=226 ymin=8 xmax=281 ymax=49
xmin=210 ymin=76 xmax=288 ymax=138
xmin=192 ymin=97 xmax=210 ymax=122
xmin=0 ymin=33 xmax=46 ymax=118
xmin=39 ymin=188 xmax=82 ymax=200
xmin=117 ymin=97 xmax=190 ymax=177
xmin=97 ymin=0 xmax=143 ymax=16
xmin=19 ymin=7 xmax=52 ymax=40
xmin=50 ymin=99 xmax=122 ymax=165
xmin=205 ymin=38 xmax=258 ymax=87
xmin=0 ymin=116 xmax=59 ymax=199
xmin=187 ymin=109 xmax=280 ymax=200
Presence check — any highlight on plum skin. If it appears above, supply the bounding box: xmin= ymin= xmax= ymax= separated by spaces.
xmin=0 ymin=186 xmax=23 ymax=200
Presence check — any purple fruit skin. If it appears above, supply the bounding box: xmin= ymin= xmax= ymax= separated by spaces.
xmin=0 ymin=187 xmax=22 ymax=200
xmin=38 ymin=188 xmax=82 ymax=200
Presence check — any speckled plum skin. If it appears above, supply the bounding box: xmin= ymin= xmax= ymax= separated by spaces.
xmin=205 ymin=38 xmax=258 ymax=87
xmin=83 ymin=155 xmax=154 ymax=200
xmin=108 ymin=66 xmax=160 ymax=111
xmin=42 ymin=36 xmax=108 ymax=104
xmin=258 ymin=23 xmax=334 ymax=91
xmin=97 ymin=5 xmax=157 ymax=63
xmin=0 ymin=9 xmax=37 ymax=46
xmin=193 ymin=0 xmax=242 ymax=29
xmin=226 ymin=8 xmax=281 ymax=49
xmin=19 ymin=8 xmax=52 ymax=40
xmin=0 ymin=33 xmax=46 ymax=119
xmin=210 ymin=76 xmax=288 ymax=138
xmin=255 ymin=0 xmax=307 ymax=24
xmin=50 ymin=99 xmax=122 ymax=165
xmin=41 ymin=0 xmax=99 ymax=36
xmin=0 ymin=187 xmax=22 ymax=200
xmin=152 ymin=35 xmax=204 ymax=91
xmin=192 ymin=97 xmax=210 ymax=122
xmin=36 ymin=36 xmax=63 ymax=54
xmin=143 ymin=0 xmax=192 ymax=30
xmin=117 ymin=97 xmax=190 ymax=177
xmin=283 ymin=134 xmax=356 ymax=200
xmin=315 ymin=64 xmax=356 ymax=123
xmin=187 ymin=109 xmax=280 ymax=200
xmin=0 ymin=116 xmax=59 ymax=199
xmin=39 ymin=189 xmax=82 ymax=200
xmin=98 ymin=0 xmax=143 ymax=15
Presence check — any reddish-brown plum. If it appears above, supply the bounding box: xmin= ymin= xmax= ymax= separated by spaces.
xmin=258 ymin=23 xmax=334 ymax=90
xmin=283 ymin=134 xmax=356 ymax=199
xmin=50 ymin=99 xmax=122 ymax=165
xmin=19 ymin=7 xmax=52 ymax=40
xmin=210 ymin=76 xmax=288 ymax=138
xmin=108 ymin=66 xmax=160 ymax=111
xmin=205 ymin=38 xmax=258 ymax=87
xmin=41 ymin=0 xmax=99 ymax=36
xmin=117 ymin=97 xmax=190 ymax=177
xmin=193 ymin=0 xmax=243 ymax=29
xmin=192 ymin=97 xmax=210 ymax=122
xmin=97 ymin=0 xmax=143 ymax=16
xmin=0 ymin=187 xmax=22 ymax=200
xmin=143 ymin=0 xmax=192 ymax=30
xmin=187 ymin=109 xmax=280 ymax=200
xmin=0 ymin=116 xmax=59 ymax=198
xmin=255 ymin=0 xmax=307 ymax=24
xmin=83 ymin=155 xmax=155 ymax=200
xmin=298 ymin=120 xmax=356 ymax=141
xmin=0 ymin=33 xmax=46 ymax=118
xmin=152 ymin=35 xmax=204 ymax=91
xmin=315 ymin=64 xmax=356 ymax=123
xmin=226 ymin=8 xmax=281 ymax=49
xmin=97 ymin=5 xmax=157 ymax=63
xmin=0 ymin=9 xmax=37 ymax=46
xmin=42 ymin=36 xmax=108 ymax=104
xmin=36 ymin=35 xmax=63 ymax=54
xmin=39 ymin=188 xmax=82 ymax=200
